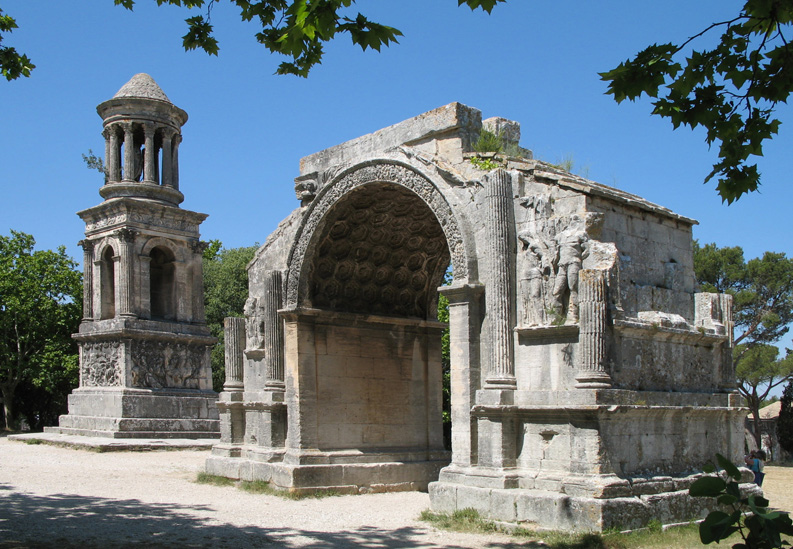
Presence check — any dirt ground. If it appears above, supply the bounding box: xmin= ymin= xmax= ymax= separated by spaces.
xmin=760 ymin=465 xmax=793 ymax=513
xmin=0 ymin=436 xmax=790 ymax=548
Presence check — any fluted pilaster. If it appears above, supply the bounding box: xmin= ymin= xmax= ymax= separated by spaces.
xmin=115 ymin=228 xmax=137 ymax=318
xmin=79 ymin=239 xmax=94 ymax=320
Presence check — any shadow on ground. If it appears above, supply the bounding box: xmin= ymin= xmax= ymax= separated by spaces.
xmin=0 ymin=485 xmax=541 ymax=548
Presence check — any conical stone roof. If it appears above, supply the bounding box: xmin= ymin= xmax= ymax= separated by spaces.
xmin=113 ymin=73 xmax=171 ymax=103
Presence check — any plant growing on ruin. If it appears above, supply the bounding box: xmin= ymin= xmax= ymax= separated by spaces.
xmin=472 ymin=129 xmax=504 ymax=155
xmin=689 ymin=453 xmax=793 ymax=547
xmin=469 ymin=156 xmax=501 ymax=171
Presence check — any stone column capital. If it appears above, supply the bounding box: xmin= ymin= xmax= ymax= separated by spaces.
xmin=190 ymin=240 xmax=209 ymax=255
xmin=78 ymin=239 xmax=95 ymax=253
xmin=114 ymin=228 xmax=138 ymax=243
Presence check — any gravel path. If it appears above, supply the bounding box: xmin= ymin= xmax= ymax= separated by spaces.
xmin=0 ymin=437 xmax=523 ymax=548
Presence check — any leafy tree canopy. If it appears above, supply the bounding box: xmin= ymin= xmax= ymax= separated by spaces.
xmin=694 ymin=240 xmax=793 ymax=448
xmin=1 ymin=1 xmax=504 ymax=80
xmin=0 ymin=231 xmax=82 ymax=430
xmin=778 ymin=380 xmax=793 ymax=454
xmin=600 ymin=1 xmax=793 ymax=203
xmin=694 ymin=241 xmax=793 ymax=356
xmin=0 ymin=8 xmax=35 ymax=81
xmin=203 ymin=242 xmax=257 ymax=391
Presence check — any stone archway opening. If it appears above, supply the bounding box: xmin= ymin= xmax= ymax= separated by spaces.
xmin=150 ymin=246 xmax=176 ymax=321
xmin=295 ymin=181 xmax=452 ymax=478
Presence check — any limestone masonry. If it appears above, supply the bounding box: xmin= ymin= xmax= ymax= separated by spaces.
xmin=205 ymin=101 xmax=749 ymax=530
xmin=49 ymin=74 xmax=219 ymax=439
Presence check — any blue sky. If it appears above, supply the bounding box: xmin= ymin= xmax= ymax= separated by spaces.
xmin=2 ymin=1 xmax=792 ymax=359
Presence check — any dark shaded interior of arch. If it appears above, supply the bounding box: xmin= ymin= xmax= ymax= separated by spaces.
xmin=309 ymin=183 xmax=451 ymax=319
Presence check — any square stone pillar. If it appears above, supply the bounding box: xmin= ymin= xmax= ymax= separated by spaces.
xmin=441 ymin=282 xmax=484 ymax=467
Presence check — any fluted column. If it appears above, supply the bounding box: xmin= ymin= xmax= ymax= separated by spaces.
xmin=172 ymin=134 xmax=182 ymax=190
xmin=161 ymin=130 xmax=173 ymax=187
xmin=79 ymin=240 xmax=94 ymax=320
xmin=224 ymin=317 xmax=245 ymax=392
xmin=143 ymin=124 xmax=156 ymax=183
xmin=115 ymin=228 xmax=137 ymax=318
xmin=107 ymin=125 xmax=121 ymax=182
xmin=122 ymin=123 xmax=135 ymax=181
xmin=484 ymin=169 xmax=517 ymax=389
xmin=575 ymin=269 xmax=612 ymax=388
xmin=263 ymin=270 xmax=285 ymax=388
xmin=101 ymin=128 xmax=111 ymax=184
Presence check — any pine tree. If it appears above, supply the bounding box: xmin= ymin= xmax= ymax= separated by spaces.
xmin=778 ymin=381 xmax=793 ymax=456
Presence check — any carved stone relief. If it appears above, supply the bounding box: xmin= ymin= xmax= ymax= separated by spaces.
xmin=130 ymin=340 xmax=206 ymax=389
xmin=81 ymin=341 xmax=122 ymax=386
xmin=244 ymin=296 xmax=265 ymax=349
xmin=517 ymin=199 xmax=597 ymax=326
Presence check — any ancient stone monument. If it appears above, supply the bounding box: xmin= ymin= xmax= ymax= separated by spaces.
xmin=204 ymin=102 xmax=745 ymax=530
xmin=48 ymin=74 xmax=219 ymax=439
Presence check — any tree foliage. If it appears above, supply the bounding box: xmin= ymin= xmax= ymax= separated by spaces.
xmin=694 ymin=241 xmax=793 ymax=449
xmin=203 ymin=242 xmax=257 ymax=392
xmin=690 ymin=453 xmax=793 ymax=547
xmin=0 ymin=231 xmax=82 ymax=430
xmin=736 ymin=343 xmax=793 ymax=449
xmin=0 ymin=8 xmax=35 ymax=81
xmin=116 ymin=1 xmax=503 ymax=77
xmin=779 ymin=380 xmax=793 ymax=456
xmin=694 ymin=241 xmax=793 ymax=354
xmin=600 ymin=1 xmax=793 ymax=203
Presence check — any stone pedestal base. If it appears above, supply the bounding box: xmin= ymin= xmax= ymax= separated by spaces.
xmin=46 ymin=387 xmax=219 ymax=439
xmin=429 ymin=469 xmax=761 ymax=531
xmin=205 ymin=449 xmax=450 ymax=494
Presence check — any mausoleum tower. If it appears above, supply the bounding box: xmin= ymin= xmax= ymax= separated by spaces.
xmin=49 ymin=73 xmax=219 ymax=439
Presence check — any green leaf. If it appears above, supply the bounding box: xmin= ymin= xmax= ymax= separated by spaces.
xmin=182 ymin=15 xmax=219 ymax=55
xmin=717 ymin=493 xmax=739 ymax=506
xmin=690 ymin=476 xmax=727 ymax=497
xmin=457 ymin=0 xmax=506 ymax=14
xmin=699 ymin=510 xmax=740 ymax=544
xmin=716 ymin=453 xmax=742 ymax=480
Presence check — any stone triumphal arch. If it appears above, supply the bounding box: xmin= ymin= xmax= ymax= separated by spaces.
xmin=48 ymin=74 xmax=750 ymax=531
xmin=207 ymin=102 xmax=747 ymax=530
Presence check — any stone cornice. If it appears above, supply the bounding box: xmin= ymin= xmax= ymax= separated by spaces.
xmin=77 ymin=197 xmax=208 ymax=237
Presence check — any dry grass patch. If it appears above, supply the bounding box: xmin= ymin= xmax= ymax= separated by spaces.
xmin=195 ymin=473 xmax=339 ymax=499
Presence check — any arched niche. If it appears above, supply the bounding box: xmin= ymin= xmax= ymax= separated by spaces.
xmin=99 ymin=244 xmax=116 ymax=319
xmin=149 ymin=246 xmax=177 ymax=321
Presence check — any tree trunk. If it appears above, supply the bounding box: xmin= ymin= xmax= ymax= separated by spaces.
xmin=1 ymin=384 xmax=16 ymax=431
xmin=749 ymin=398 xmax=763 ymax=450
